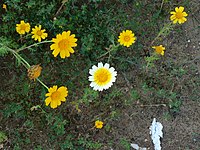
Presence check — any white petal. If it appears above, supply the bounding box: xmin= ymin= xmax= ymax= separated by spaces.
xmin=97 ymin=85 xmax=102 ymax=91
xmin=89 ymin=65 xmax=98 ymax=75
xmin=111 ymin=77 xmax=116 ymax=82
xmin=99 ymin=87 xmax=104 ymax=91
xmin=89 ymin=76 xmax=94 ymax=81
xmin=90 ymin=82 xmax=96 ymax=87
xmin=93 ymin=85 xmax=99 ymax=91
xmin=112 ymin=71 xmax=117 ymax=77
xmin=89 ymin=69 xmax=94 ymax=75
xmin=104 ymin=85 xmax=110 ymax=89
xmin=93 ymin=87 xmax=98 ymax=91
xmin=104 ymin=63 xmax=110 ymax=69
xmin=92 ymin=65 xmax=98 ymax=70
xmin=109 ymin=67 xmax=115 ymax=73
xmin=98 ymin=62 xmax=103 ymax=68
xmin=89 ymin=69 xmax=93 ymax=75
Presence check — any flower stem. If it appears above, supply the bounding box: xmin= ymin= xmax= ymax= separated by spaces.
xmin=12 ymin=52 xmax=29 ymax=69
xmin=16 ymin=40 xmax=52 ymax=53
xmin=36 ymin=78 xmax=49 ymax=90
xmin=98 ymin=44 xmax=120 ymax=59
xmin=151 ymin=22 xmax=174 ymax=45
xmin=12 ymin=49 xmax=30 ymax=68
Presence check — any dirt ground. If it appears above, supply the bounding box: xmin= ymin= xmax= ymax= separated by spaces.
xmin=98 ymin=3 xmax=200 ymax=150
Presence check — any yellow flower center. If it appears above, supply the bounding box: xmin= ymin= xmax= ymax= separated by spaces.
xmin=155 ymin=47 xmax=163 ymax=54
xmin=96 ymin=124 xmax=101 ymax=128
xmin=20 ymin=24 xmax=27 ymax=30
xmin=124 ymin=35 xmax=130 ymax=42
xmin=97 ymin=123 xmax=101 ymax=126
xmin=94 ymin=68 xmax=111 ymax=85
xmin=51 ymin=91 xmax=60 ymax=100
xmin=36 ymin=30 xmax=42 ymax=36
xmin=175 ymin=12 xmax=183 ymax=19
xmin=58 ymin=39 xmax=69 ymax=50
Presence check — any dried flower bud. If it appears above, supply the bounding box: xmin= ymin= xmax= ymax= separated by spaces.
xmin=27 ymin=64 xmax=42 ymax=80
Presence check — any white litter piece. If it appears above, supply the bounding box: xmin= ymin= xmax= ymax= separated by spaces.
xmin=130 ymin=143 xmax=147 ymax=150
xmin=149 ymin=118 xmax=163 ymax=150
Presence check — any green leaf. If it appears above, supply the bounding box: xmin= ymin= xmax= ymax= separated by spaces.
xmin=0 ymin=131 xmax=8 ymax=143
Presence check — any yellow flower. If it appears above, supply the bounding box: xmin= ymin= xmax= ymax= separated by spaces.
xmin=45 ymin=85 xmax=68 ymax=109
xmin=118 ymin=30 xmax=136 ymax=47
xmin=3 ymin=4 xmax=7 ymax=10
xmin=16 ymin=20 xmax=30 ymax=35
xmin=89 ymin=62 xmax=117 ymax=91
xmin=50 ymin=31 xmax=77 ymax=58
xmin=27 ymin=64 xmax=42 ymax=80
xmin=31 ymin=25 xmax=48 ymax=42
xmin=95 ymin=120 xmax=103 ymax=129
xmin=170 ymin=6 xmax=188 ymax=24
xmin=152 ymin=45 xmax=165 ymax=56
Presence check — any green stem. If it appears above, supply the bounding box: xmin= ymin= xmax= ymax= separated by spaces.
xmin=98 ymin=44 xmax=120 ymax=59
xmin=12 ymin=50 xmax=30 ymax=68
xmin=5 ymin=46 xmax=30 ymax=68
xmin=107 ymin=51 xmax=112 ymax=63
xmin=151 ymin=22 xmax=174 ymax=45
xmin=16 ymin=40 xmax=52 ymax=53
xmin=12 ymin=52 xmax=29 ymax=69
xmin=37 ymin=78 xmax=49 ymax=90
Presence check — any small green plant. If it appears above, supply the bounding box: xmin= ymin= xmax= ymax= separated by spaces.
xmin=169 ymin=93 xmax=182 ymax=113
xmin=80 ymin=87 xmax=99 ymax=106
xmin=144 ymin=54 xmax=160 ymax=70
xmin=120 ymin=138 xmax=131 ymax=150
xmin=0 ymin=131 xmax=7 ymax=143
xmin=2 ymin=102 xmax=25 ymax=118
xmin=34 ymin=145 xmax=43 ymax=150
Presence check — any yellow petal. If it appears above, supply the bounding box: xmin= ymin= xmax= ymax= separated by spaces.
xmin=45 ymin=93 xmax=51 ymax=97
xmin=50 ymin=44 xmax=57 ymax=50
xmin=48 ymin=87 xmax=55 ymax=93
xmin=173 ymin=19 xmax=178 ymax=24
xmin=170 ymin=11 xmax=176 ymax=15
xmin=179 ymin=6 xmax=184 ymax=12
xmin=52 ymin=49 xmax=60 ymax=57
xmin=58 ymin=86 xmax=68 ymax=97
xmin=60 ymin=50 xmax=66 ymax=58
xmin=178 ymin=19 xmax=183 ymax=24
xmin=52 ymin=85 xmax=58 ymax=91
xmin=45 ymin=97 xmax=51 ymax=106
xmin=60 ymin=97 xmax=66 ymax=102
xmin=175 ymin=7 xmax=179 ymax=12
xmin=57 ymin=100 xmax=61 ymax=106
xmin=183 ymin=12 xmax=188 ymax=17
xmin=50 ymin=101 xmax=58 ymax=109
xmin=68 ymin=47 xmax=74 ymax=53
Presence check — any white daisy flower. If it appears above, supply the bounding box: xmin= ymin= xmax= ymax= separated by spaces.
xmin=89 ymin=62 xmax=117 ymax=91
